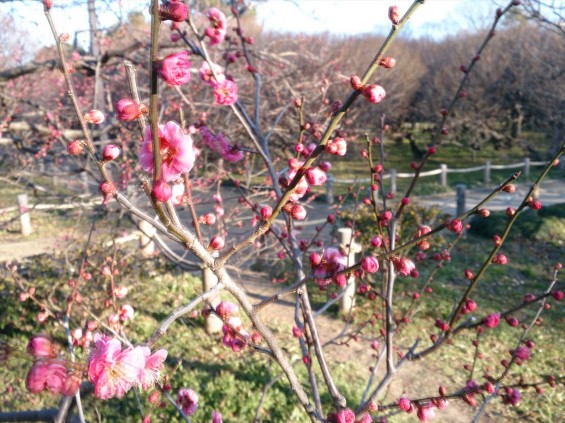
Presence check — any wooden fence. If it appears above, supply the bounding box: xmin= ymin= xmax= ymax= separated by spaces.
xmin=325 ymin=158 xmax=550 ymax=203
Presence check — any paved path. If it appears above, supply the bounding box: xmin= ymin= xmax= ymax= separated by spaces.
xmin=413 ymin=179 xmax=565 ymax=216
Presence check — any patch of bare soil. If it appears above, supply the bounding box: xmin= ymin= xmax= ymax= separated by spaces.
xmin=233 ymin=270 xmax=496 ymax=422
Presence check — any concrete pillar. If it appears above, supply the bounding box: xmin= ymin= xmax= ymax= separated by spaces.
xmin=484 ymin=161 xmax=491 ymax=185
xmin=440 ymin=164 xmax=448 ymax=188
xmin=337 ymin=228 xmax=362 ymax=315
xmin=389 ymin=169 xmax=397 ymax=195
xmin=17 ymin=194 xmax=31 ymax=236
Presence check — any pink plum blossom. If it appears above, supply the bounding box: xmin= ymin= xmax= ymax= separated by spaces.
xmin=159 ymin=1 xmax=188 ymax=22
xmin=198 ymin=61 xmax=225 ymax=86
xmin=155 ymin=51 xmax=191 ymax=86
xmin=177 ymin=388 xmax=199 ymax=416
xmin=116 ymin=98 xmax=145 ymax=122
xmin=483 ymin=313 xmax=501 ymax=328
xmin=87 ymin=334 xmax=165 ymax=400
xmin=312 ymin=247 xmax=347 ymax=286
xmin=140 ymin=121 xmax=196 ymax=182
xmin=213 ymin=79 xmax=239 ymax=105
xmin=392 ymin=256 xmax=416 ymax=276
xmin=26 ymin=359 xmax=67 ymax=395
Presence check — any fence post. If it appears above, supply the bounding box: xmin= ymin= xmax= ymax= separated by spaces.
xmin=440 ymin=164 xmax=448 ymax=188
xmin=337 ymin=228 xmax=362 ymax=316
xmin=389 ymin=169 xmax=397 ymax=195
xmin=524 ymin=158 xmax=531 ymax=178
xmin=139 ymin=220 xmax=156 ymax=257
xmin=17 ymin=194 xmax=32 ymax=236
xmin=326 ymin=174 xmax=334 ymax=205
xmin=202 ymin=253 xmax=223 ymax=334
xmin=456 ymin=184 xmax=466 ymax=216
xmin=484 ymin=161 xmax=491 ymax=185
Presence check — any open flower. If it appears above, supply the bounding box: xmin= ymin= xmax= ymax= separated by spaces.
xmin=155 ymin=51 xmax=191 ymax=86
xmin=140 ymin=121 xmax=196 ymax=182
xmin=213 ymin=79 xmax=238 ymax=105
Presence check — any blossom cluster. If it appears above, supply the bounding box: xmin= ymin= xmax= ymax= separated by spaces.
xmin=87 ymin=334 xmax=167 ymax=400
xmin=199 ymin=125 xmax=243 ymax=162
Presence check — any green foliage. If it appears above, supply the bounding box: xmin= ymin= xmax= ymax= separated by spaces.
xmin=469 ymin=203 xmax=565 ymax=245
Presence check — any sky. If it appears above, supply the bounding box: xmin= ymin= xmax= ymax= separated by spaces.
xmin=1 ymin=0 xmax=507 ymax=51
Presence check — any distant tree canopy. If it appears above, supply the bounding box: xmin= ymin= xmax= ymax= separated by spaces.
xmin=1 ymin=2 xmax=563 ymax=168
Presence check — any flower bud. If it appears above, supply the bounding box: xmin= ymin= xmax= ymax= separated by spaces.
xmin=84 ymin=110 xmax=105 ymax=124
xmin=116 ymin=98 xmax=145 ymax=122
xmin=102 ymin=144 xmax=120 ymax=161
xmin=290 ymin=204 xmax=307 ymax=220
xmin=362 ymin=84 xmax=386 ymax=104
xmin=67 ymin=139 xmax=85 ymax=156
xmin=380 ymin=57 xmax=396 ymax=68
xmin=388 ymin=5 xmax=400 ymax=24
xmin=159 ymin=1 xmax=188 ymax=22
xmin=350 ymin=75 xmax=362 ymax=90
xmin=152 ymin=180 xmax=172 ymax=202
xmin=209 ymin=235 xmax=225 ymax=250
xmin=361 ymin=256 xmax=379 ymax=273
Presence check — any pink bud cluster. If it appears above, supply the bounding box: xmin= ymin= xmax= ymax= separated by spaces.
xmin=310 ymin=247 xmax=348 ymax=287
xmin=216 ymin=301 xmax=249 ymax=352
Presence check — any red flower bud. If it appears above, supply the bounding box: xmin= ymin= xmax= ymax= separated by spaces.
xmin=388 ymin=5 xmax=400 ymax=25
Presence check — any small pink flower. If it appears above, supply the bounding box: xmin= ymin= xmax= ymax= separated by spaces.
xmin=325 ymin=137 xmax=347 ymax=156
xmin=26 ymin=359 xmax=68 ymax=395
xmin=84 ymin=110 xmax=105 ymax=124
xmin=513 ymin=346 xmax=531 ymax=361
xmin=152 ymin=180 xmax=172 ymax=202
xmin=417 ymin=404 xmax=435 ymax=422
xmin=138 ymin=347 xmax=168 ymax=390
xmin=483 ymin=313 xmax=501 ymax=328
xmin=67 ymin=139 xmax=85 ymax=156
xmin=205 ymin=8 xmax=227 ymax=45
xmin=491 ymin=253 xmax=508 ymax=265
xmin=155 ymin=51 xmax=191 ymax=86
xmin=380 ymin=57 xmax=396 ymax=68
xmin=140 ymin=121 xmax=196 ymax=182
xmin=114 ymin=286 xmax=128 ymax=299
xmin=216 ymin=301 xmax=239 ymax=319
xmin=119 ymin=305 xmax=134 ymax=321
xmin=362 ymin=84 xmax=386 ymax=104
xmin=398 ymin=397 xmax=413 ymax=412
xmin=209 ymin=235 xmax=225 ymax=250
xmin=159 ymin=1 xmax=188 ymax=22
xmin=87 ymin=334 xmax=146 ymax=399
xmin=290 ymin=204 xmax=307 ymax=220
xmin=211 ymin=411 xmax=223 ymax=423
xmin=392 ymin=256 xmax=416 ymax=277
xmin=116 ymin=98 xmax=145 ymax=122
xmin=26 ymin=335 xmax=56 ymax=358
xmin=328 ymin=408 xmax=355 ymax=423
xmin=171 ymin=182 xmax=185 ymax=206
xmin=389 ymin=5 xmax=400 ymax=24
xmin=260 ymin=206 xmax=273 ymax=219
xmin=102 ymin=144 xmax=120 ymax=161
xmin=503 ymin=388 xmax=521 ymax=406
xmin=313 ymin=247 xmax=347 ymax=286
xmin=292 ymin=326 xmax=303 ymax=337
xmin=213 ymin=79 xmax=238 ymax=106
xmin=198 ymin=61 xmax=225 ymax=87
xmin=448 ymin=218 xmax=463 ymax=233
xmin=177 ymin=388 xmax=198 ymax=416
xmin=361 ymin=256 xmax=379 ymax=273
xmin=306 ymin=167 xmax=327 ymax=186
